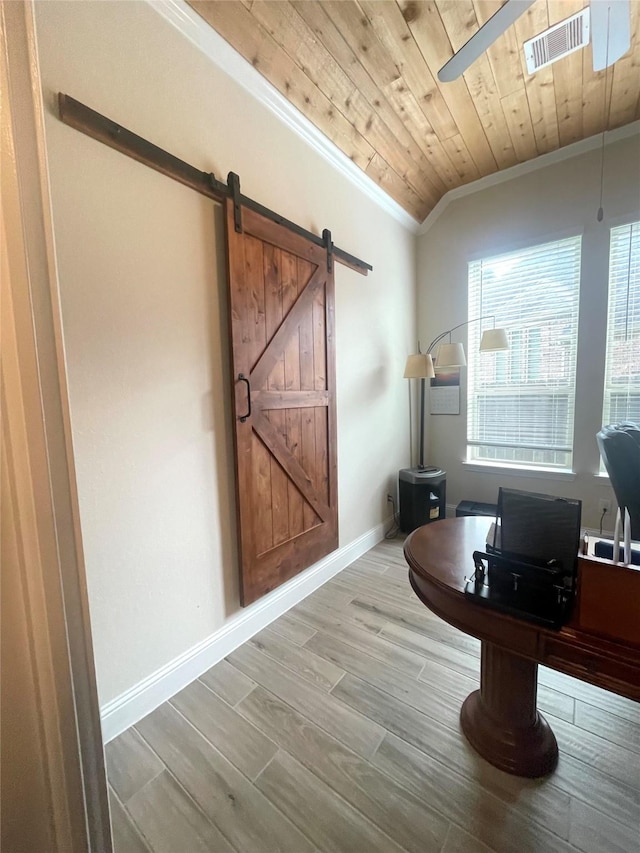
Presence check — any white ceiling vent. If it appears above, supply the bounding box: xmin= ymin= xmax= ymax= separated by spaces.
xmin=524 ymin=9 xmax=590 ymax=74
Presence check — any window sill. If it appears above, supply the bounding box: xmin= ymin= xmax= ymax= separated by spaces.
xmin=461 ymin=461 xmax=577 ymax=481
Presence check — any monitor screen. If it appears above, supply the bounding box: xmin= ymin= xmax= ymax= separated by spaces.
xmin=497 ymin=488 xmax=582 ymax=575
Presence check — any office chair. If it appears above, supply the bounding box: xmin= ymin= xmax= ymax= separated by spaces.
xmin=596 ymin=422 xmax=640 ymax=541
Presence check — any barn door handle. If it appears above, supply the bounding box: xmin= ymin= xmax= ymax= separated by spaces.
xmin=237 ymin=374 xmax=251 ymax=422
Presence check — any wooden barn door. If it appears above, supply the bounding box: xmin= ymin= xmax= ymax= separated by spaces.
xmin=225 ymin=200 xmax=338 ymax=605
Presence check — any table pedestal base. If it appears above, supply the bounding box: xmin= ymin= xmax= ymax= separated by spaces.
xmin=460 ymin=642 xmax=558 ymax=778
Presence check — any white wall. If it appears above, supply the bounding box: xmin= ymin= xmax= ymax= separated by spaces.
xmin=34 ymin=1 xmax=416 ymax=708
xmin=417 ymin=133 xmax=640 ymax=531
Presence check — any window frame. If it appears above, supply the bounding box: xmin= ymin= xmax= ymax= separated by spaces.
xmin=466 ymin=235 xmax=582 ymax=472
xmin=601 ymin=220 xmax=640 ymax=435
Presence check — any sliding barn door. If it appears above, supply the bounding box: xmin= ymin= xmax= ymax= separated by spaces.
xmin=225 ymin=200 xmax=338 ymax=605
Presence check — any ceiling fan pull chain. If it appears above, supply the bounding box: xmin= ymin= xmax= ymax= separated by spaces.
xmin=597 ymin=5 xmax=612 ymax=223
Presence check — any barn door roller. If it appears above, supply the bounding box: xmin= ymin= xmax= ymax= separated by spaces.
xmin=323 ymin=229 xmax=333 ymax=274
xmin=227 ymin=172 xmax=242 ymax=234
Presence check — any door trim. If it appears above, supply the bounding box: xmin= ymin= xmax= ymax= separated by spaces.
xmin=2 ymin=4 xmax=111 ymax=849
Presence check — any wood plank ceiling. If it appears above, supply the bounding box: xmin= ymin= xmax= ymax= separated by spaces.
xmin=189 ymin=1 xmax=640 ymax=222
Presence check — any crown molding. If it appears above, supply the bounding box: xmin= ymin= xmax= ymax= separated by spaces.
xmin=149 ymin=0 xmax=420 ymax=233
xmin=417 ymin=120 xmax=640 ymax=236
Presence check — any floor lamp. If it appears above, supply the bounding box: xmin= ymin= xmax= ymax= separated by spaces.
xmin=404 ymin=318 xmax=509 ymax=471
xmin=403 ymin=352 xmax=435 ymax=470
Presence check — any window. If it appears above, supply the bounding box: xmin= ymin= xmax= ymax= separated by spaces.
xmin=467 ymin=236 xmax=582 ymax=469
xmin=602 ymin=222 xmax=640 ymax=428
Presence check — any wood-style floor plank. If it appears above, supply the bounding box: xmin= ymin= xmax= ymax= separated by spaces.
xmin=306 ymin=631 xmax=463 ymax=731
xmin=350 ymin=593 xmax=482 ymax=657
xmin=372 ymin=734 xmax=575 ymax=853
xmin=417 ymin=655 xmax=482 ymax=701
xmin=238 ymin=685 xmax=449 ymax=853
xmin=109 ymin=789 xmax=152 ymax=853
xmin=108 ymin=536 xmax=640 ymax=853
xmin=336 ymin=571 xmax=430 ymax=616
xmin=548 ymin=713 xmax=640 ymax=790
xmin=199 ymin=658 xmax=256 ymax=707
xmin=569 ymin=797 xmax=640 ymax=853
xmin=537 ymin=684 xmax=576 ymax=723
xmin=291 ymin=591 xmax=388 ymax=634
xmin=106 ymin=727 xmax=164 ymax=804
xmin=315 ymin=629 xmax=569 ymax=787
xmin=170 ymin=678 xmax=278 ymax=780
xmin=291 ymin=598 xmax=426 ymax=676
xmin=333 ymin=674 xmax=571 ymax=841
xmin=255 ymin=749 xmax=408 ymax=853
xmin=305 ymin=582 xmax=355 ymax=610
xmin=227 ymin=641 xmax=385 ymax=759
xmin=380 ymin=620 xmax=480 ymax=679
xmin=442 ymin=824 xmax=497 ymax=853
xmin=383 ymin=562 xmax=413 ymax=582
xmin=574 ymin=700 xmax=640 ymax=753
xmin=414 ymin=654 xmax=574 ymax=725
xmin=249 ymin=625 xmax=345 ymax=691
xmin=135 ymin=703 xmax=315 ymax=853
xmin=267 ymin=611 xmax=317 ymax=646
xmin=125 ymin=770 xmax=236 ymax=853
xmin=539 ymin=666 xmax=640 ymax=724
xmin=347 ymin=552 xmax=394 ymax=573
xmin=551 ymin=751 xmax=640 ymax=832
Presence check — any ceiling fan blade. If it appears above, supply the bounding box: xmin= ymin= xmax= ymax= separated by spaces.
xmin=591 ymin=0 xmax=631 ymax=71
xmin=438 ymin=0 xmax=536 ymax=83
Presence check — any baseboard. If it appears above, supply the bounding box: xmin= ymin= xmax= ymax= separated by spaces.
xmin=100 ymin=519 xmax=390 ymax=742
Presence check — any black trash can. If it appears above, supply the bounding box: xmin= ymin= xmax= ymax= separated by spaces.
xmin=399 ymin=468 xmax=447 ymax=533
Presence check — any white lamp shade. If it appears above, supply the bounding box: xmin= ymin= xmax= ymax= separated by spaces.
xmin=403 ymin=353 xmax=435 ymax=379
xmin=435 ymin=342 xmax=466 ymax=367
xmin=480 ymin=328 xmax=509 ymax=351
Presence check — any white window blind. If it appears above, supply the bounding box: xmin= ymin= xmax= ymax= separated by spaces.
xmin=602 ymin=221 xmax=640 ymax=428
xmin=467 ymin=236 xmax=582 ymax=469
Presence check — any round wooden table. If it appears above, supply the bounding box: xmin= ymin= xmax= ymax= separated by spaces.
xmin=404 ymin=516 xmax=558 ymax=778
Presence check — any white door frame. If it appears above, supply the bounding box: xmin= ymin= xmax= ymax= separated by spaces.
xmin=1 ymin=2 xmax=111 ymax=850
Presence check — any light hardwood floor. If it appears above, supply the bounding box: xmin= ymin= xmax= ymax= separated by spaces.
xmin=106 ymin=538 xmax=640 ymax=853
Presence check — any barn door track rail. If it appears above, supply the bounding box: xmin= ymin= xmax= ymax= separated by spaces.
xmin=57 ymin=94 xmax=372 ymax=276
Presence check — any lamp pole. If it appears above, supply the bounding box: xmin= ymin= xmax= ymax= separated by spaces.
xmin=416 ymin=315 xmax=505 ymax=471
xmin=425 ymin=315 xmax=499 ymax=355
xmin=418 ymin=375 xmax=427 ymax=469
xmin=404 ymin=314 xmax=508 ymax=471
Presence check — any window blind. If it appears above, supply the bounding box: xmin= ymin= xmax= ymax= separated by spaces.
xmin=467 ymin=236 xmax=582 ymax=468
xmin=602 ymin=221 xmax=640 ymax=428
